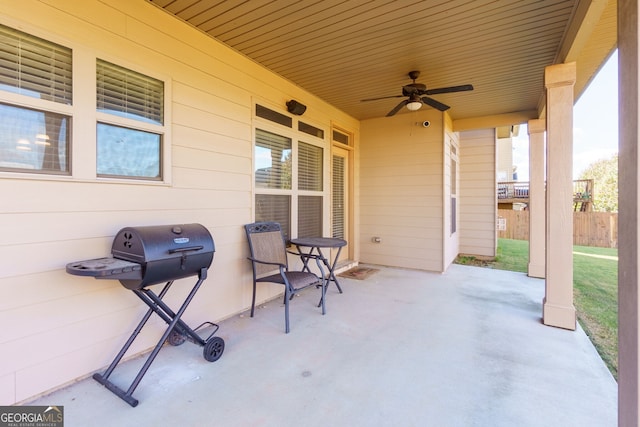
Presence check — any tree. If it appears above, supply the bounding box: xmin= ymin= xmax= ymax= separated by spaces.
xmin=579 ymin=154 xmax=618 ymax=212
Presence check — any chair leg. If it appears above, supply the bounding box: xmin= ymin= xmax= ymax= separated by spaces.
xmin=320 ymin=279 xmax=326 ymax=315
xmin=284 ymin=285 xmax=290 ymax=333
xmin=250 ymin=282 xmax=257 ymax=318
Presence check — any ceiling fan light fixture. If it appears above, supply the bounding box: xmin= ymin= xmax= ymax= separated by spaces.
xmin=406 ymin=100 xmax=422 ymax=111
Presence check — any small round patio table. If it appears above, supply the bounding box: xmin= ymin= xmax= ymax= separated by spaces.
xmin=289 ymin=237 xmax=347 ymax=295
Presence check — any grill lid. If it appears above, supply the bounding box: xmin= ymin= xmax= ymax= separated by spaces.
xmin=111 ymin=223 xmax=215 ymax=289
xmin=111 ymin=224 xmax=214 ymax=265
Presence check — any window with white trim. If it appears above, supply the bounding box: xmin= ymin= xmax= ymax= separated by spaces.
xmin=96 ymin=60 xmax=164 ymax=180
xmin=0 ymin=24 xmax=170 ymax=182
xmin=450 ymin=142 xmax=458 ymax=235
xmin=254 ymin=104 xmax=325 ymax=240
xmin=0 ymin=24 xmax=71 ymax=174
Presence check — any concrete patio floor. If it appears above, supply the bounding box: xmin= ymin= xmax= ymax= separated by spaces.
xmin=28 ymin=264 xmax=617 ymax=426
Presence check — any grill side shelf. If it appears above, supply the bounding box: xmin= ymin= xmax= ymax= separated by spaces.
xmin=66 ymin=257 xmax=143 ymax=280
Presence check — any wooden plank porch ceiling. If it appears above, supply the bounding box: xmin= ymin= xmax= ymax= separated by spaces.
xmin=148 ymin=0 xmax=617 ymax=126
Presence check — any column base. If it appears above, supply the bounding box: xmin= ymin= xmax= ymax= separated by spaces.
xmin=528 ymin=263 xmax=545 ymax=278
xmin=543 ymin=298 xmax=576 ymax=330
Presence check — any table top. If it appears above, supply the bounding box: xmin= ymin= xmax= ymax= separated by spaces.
xmin=289 ymin=237 xmax=347 ymax=248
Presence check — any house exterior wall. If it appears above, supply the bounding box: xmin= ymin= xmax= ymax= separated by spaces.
xmin=496 ymin=136 xmax=515 ymax=181
xmin=0 ymin=0 xmax=358 ymax=404
xmin=459 ymin=129 xmax=498 ymax=257
xmin=359 ymin=110 xmax=445 ymax=272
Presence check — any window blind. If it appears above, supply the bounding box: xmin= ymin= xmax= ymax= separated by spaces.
xmin=332 ymin=155 xmax=345 ymax=239
xmin=451 ymin=196 xmax=457 ymax=234
xmin=96 ymin=59 xmax=163 ymax=125
xmin=0 ymin=24 xmax=72 ymax=104
xmin=256 ymin=194 xmax=291 ymax=240
xmin=298 ymin=196 xmax=322 ymax=238
xmin=298 ymin=141 xmax=322 ymax=191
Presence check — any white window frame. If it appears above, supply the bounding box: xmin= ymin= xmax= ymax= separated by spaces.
xmin=450 ymin=138 xmax=459 ymax=235
xmin=252 ymin=102 xmax=329 ymax=239
xmin=0 ymin=23 xmax=73 ymax=177
xmin=0 ymin=22 xmax=172 ymax=184
xmin=95 ymin=58 xmax=169 ymax=182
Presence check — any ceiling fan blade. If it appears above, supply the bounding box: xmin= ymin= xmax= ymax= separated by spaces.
xmin=421 ymin=96 xmax=450 ymax=111
xmin=386 ymin=99 xmax=409 ymax=116
xmin=361 ymin=94 xmax=404 ymax=102
xmin=424 ymin=84 xmax=474 ymax=95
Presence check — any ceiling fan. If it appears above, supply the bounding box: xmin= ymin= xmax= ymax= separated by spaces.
xmin=361 ymin=71 xmax=474 ymax=117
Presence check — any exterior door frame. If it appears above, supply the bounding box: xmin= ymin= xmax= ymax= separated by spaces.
xmin=331 ymin=144 xmax=353 ymax=263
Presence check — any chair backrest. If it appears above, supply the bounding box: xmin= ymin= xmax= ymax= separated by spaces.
xmin=244 ymin=222 xmax=288 ymax=277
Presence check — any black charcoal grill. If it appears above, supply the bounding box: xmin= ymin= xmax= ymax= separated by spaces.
xmin=66 ymin=223 xmax=224 ymax=407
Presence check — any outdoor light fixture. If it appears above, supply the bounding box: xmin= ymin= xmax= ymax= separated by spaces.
xmin=286 ymin=99 xmax=307 ymax=115
xmin=406 ymin=94 xmax=422 ymax=111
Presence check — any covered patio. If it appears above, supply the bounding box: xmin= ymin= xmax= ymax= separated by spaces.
xmin=30 ymin=264 xmax=617 ymax=426
xmin=1 ymin=1 xmax=635 ymax=423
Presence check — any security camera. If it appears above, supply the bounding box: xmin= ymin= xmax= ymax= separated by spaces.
xmin=422 ymin=121 xmax=431 ymax=128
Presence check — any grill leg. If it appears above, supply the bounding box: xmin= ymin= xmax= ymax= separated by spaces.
xmin=96 ymin=282 xmax=174 ymax=380
xmin=92 ymin=281 xmax=174 ymax=407
xmin=93 ymin=271 xmax=209 ymax=407
xmin=122 ymin=276 xmax=206 ymax=403
xmin=138 ymin=289 xmax=206 ymax=346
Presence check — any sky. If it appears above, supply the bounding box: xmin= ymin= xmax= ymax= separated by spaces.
xmin=512 ymin=50 xmax=619 ymax=180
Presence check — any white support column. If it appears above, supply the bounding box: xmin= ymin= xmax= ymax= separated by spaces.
xmin=528 ymin=119 xmax=545 ymax=278
xmin=618 ymin=0 xmax=640 ymax=424
xmin=543 ymin=62 xmax=576 ymax=331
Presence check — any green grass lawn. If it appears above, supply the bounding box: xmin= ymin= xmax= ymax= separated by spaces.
xmin=494 ymin=238 xmax=529 ymax=273
xmin=572 ymin=244 xmax=618 ymax=378
xmin=456 ymin=238 xmax=618 ymax=378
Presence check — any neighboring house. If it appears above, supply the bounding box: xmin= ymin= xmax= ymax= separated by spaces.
xmin=495 ymin=126 xmax=528 ymax=210
xmin=496 ymin=126 xmax=518 ymax=183
xmin=2 ymin=1 xmax=636 ymax=419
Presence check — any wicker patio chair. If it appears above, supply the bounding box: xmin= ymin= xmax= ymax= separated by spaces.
xmin=244 ymin=222 xmax=325 ymax=333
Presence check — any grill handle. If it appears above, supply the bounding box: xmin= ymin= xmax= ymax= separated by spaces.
xmin=168 ymin=245 xmax=204 ymax=254
xmin=168 ymin=245 xmax=204 ymax=270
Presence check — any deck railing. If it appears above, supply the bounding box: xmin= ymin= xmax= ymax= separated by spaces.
xmin=497 ymin=179 xmax=593 ymax=210
xmin=497 ymin=181 xmax=530 ymax=200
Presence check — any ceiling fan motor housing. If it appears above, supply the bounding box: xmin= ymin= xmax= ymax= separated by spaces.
xmin=402 ymin=83 xmax=426 ymax=97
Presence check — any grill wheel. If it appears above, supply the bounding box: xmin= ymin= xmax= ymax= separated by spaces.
xmin=167 ymin=330 xmax=186 ymax=346
xmin=203 ymin=336 xmax=225 ymax=362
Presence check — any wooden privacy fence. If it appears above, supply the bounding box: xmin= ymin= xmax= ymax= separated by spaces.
xmin=497 ymin=209 xmax=618 ymax=248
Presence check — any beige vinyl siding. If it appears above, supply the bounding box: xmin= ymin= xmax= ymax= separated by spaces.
xmin=459 ymin=129 xmax=497 ymax=257
xmin=0 ymin=0 xmax=358 ymax=404
xmin=496 ymin=136 xmax=515 ymax=181
xmin=360 ymin=109 xmax=444 ymax=272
